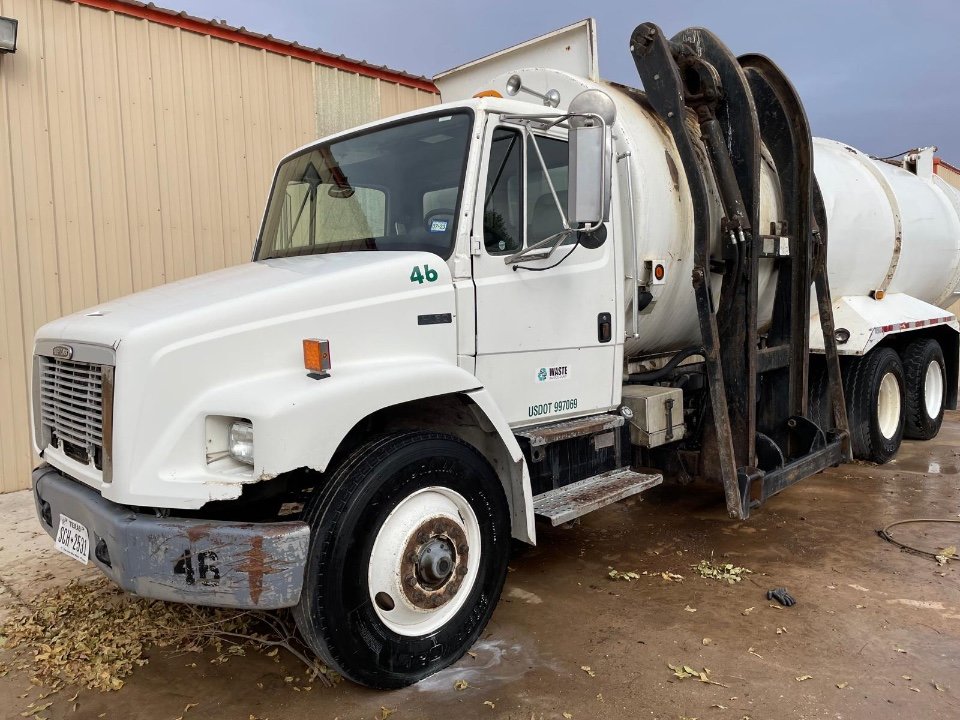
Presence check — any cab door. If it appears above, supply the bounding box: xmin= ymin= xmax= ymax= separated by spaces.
xmin=471 ymin=120 xmax=619 ymax=427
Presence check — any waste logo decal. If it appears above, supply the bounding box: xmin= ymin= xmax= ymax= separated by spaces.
xmin=535 ymin=365 xmax=569 ymax=383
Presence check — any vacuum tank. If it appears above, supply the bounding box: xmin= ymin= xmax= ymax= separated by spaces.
xmin=605 ymin=76 xmax=960 ymax=357
xmin=488 ymin=68 xmax=960 ymax=357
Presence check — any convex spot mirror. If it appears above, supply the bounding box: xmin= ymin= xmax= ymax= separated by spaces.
xmin=567 ymin=89 xmax=616 ymax=230
xmin=578 ymin=224 xmax=607 ymax=249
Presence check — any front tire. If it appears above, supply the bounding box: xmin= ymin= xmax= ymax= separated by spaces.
xmin=901 ymin=338 xmax=946 ymax=440
xmin=293 ymin=432 xmax=510 ymax=689
xmin=844 ymin=347 xmax=905 ymax=463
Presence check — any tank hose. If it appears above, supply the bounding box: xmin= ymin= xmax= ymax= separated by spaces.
xmin=626 ymin=346 xmax=705 ymax=384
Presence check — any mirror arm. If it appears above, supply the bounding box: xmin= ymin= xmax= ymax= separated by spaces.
xmin=495 ymin=110 xmax=609 ymax=266
xmin=503 ymin=229 xmax=572 ymax=265
xmin=526 ymin=132 xmax=569 ymax=230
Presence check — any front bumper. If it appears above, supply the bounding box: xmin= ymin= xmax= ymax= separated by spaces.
xmin=33 ymin=465 xmax=310 ymax=609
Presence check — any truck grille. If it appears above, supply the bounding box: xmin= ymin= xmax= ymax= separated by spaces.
xmin=39 ymin=357 xmax=105 ymax=469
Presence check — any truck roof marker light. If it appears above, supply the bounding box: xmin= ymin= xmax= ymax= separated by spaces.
xmin=474 ymin=90 xmax=502 ymax=98
xmin=654 ymin=264 xmax=665 ymax=281
xmin=303 ymin=338 xmax=331 ymax=378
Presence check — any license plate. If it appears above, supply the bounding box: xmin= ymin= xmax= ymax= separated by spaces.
xmin=55 ymin=514 xmax=89 ymax=565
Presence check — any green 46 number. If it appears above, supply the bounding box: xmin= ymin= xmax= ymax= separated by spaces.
xmin=410 ymin=264 xmax=439 ymax=284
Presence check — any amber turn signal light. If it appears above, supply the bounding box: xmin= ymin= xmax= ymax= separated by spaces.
xmin=303 ymin=338 xmax=331 ymax=373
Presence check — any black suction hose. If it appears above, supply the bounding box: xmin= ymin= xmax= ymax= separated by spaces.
xmin=626 ymin=346 xmax=705 ymax=384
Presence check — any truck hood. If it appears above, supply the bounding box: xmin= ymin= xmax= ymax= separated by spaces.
xmin=34 ymin=250 xmax=461 ymax=506
xmin=37 ymin=252 xmax=452 ymax=349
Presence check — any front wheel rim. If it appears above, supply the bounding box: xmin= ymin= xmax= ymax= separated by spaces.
xmin=367 ymin=486 xmax=481 ymax=637
xmin=924 ymin=359 xmax=944 ymax=419
xmin=877 ymin=371 xmax=902 ymax=440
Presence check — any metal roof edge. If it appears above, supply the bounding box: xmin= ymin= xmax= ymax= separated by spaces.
xmin=934 ymin=157 xmax=960 ymax=175
xmin=67 ymin=0 xmax=439 ymax=93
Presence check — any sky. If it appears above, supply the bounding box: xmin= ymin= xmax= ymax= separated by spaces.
xmin=177 ymin=0 xmax=960 ymax=160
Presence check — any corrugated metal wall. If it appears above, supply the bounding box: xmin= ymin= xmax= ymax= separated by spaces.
xmin=936 ymin=161 xmax=960 ymax=192
xmin=0 ymin=0 xmax=437 ymax=492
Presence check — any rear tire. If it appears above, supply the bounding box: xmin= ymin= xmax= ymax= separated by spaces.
xmin=808 ymin=356 xmax=832 ymax=433
xmin=844 ymin=347 xmax=905 ymax=463
xmin=293 ymin=432 xmax=510 ymax=689
xmin=901 ymin=338 xmax=946 ymax=440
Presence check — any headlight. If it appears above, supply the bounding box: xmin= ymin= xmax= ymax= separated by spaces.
xmin=228 ymin=421 xmax=254 ymax=465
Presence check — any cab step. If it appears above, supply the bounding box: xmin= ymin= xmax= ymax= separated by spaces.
xmin=532 ymin=467 xmax=663 ymax=526
xmin=515 ymin=413 xmax=624 ymax=447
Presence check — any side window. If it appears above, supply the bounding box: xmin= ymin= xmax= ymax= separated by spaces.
xmin=483 ymin=128 xmax=523 ymax=254
xmin=526 ymin=135 xmax=569 ymax=245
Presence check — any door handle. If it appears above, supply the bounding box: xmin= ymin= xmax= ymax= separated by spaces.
xmin=598 ymin=312 xmax=612 ymax=343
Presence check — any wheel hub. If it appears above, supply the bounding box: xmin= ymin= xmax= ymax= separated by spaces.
xmin=877 ymin=370 xmax=901 ymax=440
xmin=367 ymin=486 xmax=481 ymax=636
xmin=416 ymin=537 xmax=456 ymax=586
xmin=400 ymin=516 xmax=469 ymax=610
xmin=925 ymin=360 xmax=944 ymax=419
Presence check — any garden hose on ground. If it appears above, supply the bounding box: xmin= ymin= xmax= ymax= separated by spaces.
xmin=877 ymin=518 xmax=960 ymax=560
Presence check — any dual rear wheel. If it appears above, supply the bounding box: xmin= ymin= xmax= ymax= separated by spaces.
xmin=843 ymin=339 xmax=946 ymax=463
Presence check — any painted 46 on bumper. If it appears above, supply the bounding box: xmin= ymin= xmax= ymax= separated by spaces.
xmin=32 ymin=465 xmax=310 ymax=609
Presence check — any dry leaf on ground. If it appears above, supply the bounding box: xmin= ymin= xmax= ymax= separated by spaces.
xmin=668 ymin=663 xmax=728 ymax=687
xmin=936 ymin=546 xmax=956 ymax=566
xmin=692 ymin=560 xmax=753 ymax=584
xmin=0 ymin=577 xmax=335 ymax=693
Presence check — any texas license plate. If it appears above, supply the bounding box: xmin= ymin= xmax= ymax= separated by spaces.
xmin=55 ymin=514 xmax=89 ymax=565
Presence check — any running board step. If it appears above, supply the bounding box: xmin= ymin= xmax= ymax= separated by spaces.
xmin=515 ymin=413 xmax=624 ymax=447
xmin=532 ymin=467 xmax=663 ymax=526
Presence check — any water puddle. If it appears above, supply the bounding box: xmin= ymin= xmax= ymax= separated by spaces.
xmin=888 ymin=455 xmax=960 ymax=475
xmin=412 ymin=635 xmax=558 ymax=693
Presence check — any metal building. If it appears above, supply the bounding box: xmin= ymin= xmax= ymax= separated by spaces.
xmin=0 ymin=0 xmax=438 ymax=493
xmin=935 ymin=157 xmax=960 ymax=192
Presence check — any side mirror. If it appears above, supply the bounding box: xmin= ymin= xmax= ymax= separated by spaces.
xmin=567 ymin=90 xmax=616 ymax=229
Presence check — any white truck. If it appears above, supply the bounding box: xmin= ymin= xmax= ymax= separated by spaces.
xmin=29 ymin=20 xmax=960 ymax=687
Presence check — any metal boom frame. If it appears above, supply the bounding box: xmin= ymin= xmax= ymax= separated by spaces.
xmin=629 ymin=23 xmax=850 ymax=519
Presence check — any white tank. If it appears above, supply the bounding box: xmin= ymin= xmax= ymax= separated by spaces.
xmin=814 ymin=138 xmax=960 ymax=306
xmin=486 ymin=68 xmax=960 ymax=357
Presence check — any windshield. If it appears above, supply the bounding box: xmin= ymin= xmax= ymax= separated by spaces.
xmin=256 ymin=111 xmax=472 ymax=260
